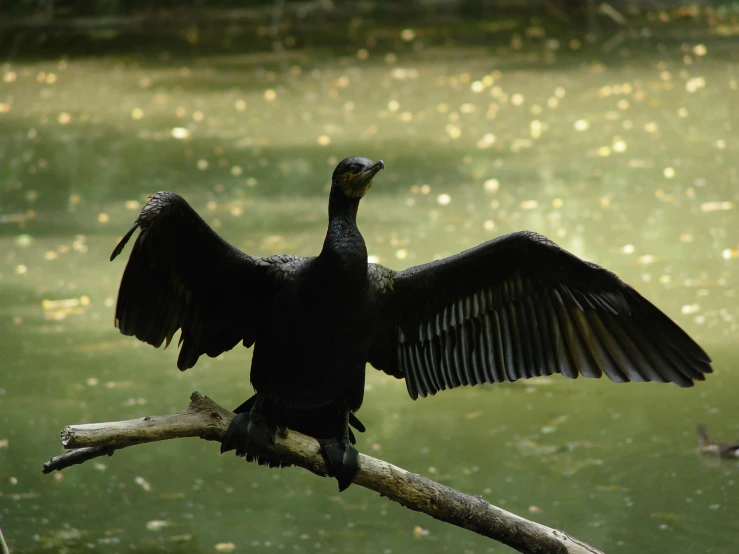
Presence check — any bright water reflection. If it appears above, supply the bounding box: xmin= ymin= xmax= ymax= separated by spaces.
xmin=1 ymin=7 xmax=738 ymax=554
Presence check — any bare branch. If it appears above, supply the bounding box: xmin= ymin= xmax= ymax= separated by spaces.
xmin=43 ymin=445 xmax=119 ymax=474
xmin=0 ymin=524 xmax=9 ymax=554
xmin=44 ymin=392 xmax=605 ymax=554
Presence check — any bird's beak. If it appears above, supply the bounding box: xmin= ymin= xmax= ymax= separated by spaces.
xmin=346 ymin=160 xmax=384 ymax=198
xmin=359 ymin=160 xmax=384 ymax=184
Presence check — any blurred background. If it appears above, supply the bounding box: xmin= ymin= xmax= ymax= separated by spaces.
xmin=1 ymin=1 xmax=738 ymax=553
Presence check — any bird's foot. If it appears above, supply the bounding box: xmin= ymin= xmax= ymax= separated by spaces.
xmin=221 ymin=410 xmax=278 ymax=462
xmin=317 ymin=437 xmax=360 ymax=492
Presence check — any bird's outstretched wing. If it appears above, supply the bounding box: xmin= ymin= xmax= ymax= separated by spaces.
xmin=367 ymin=231 xmax=712 ymax=399
xmin=110 ymin=191 xmax=302 ymax=370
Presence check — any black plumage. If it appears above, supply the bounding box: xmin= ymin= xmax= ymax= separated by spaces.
xmin=111 ymin=156 xmax=712 ymax=490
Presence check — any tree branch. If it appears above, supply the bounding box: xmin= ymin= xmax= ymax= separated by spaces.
xmin=0 ymin=525 xmax=9 ymax=554
xmin=43 ymin=392 xmax=605 ymax=554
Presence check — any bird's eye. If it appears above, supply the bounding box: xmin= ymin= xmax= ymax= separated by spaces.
xmin=347 ymin=164 xmax=361 ymax=173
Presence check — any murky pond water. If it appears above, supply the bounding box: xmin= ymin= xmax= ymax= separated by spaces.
xmin=1 ymin=7 xmax=738 ymax=554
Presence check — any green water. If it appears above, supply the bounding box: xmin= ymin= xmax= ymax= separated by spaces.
xmin=1 ymin=8 xmax=739 ymax=554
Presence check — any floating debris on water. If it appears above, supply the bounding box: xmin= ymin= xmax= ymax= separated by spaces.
xmin=42 ymin=295 xmax=89 ymax=320
xmin=412 ymin=526 xmax=429 ymax=538
xmin=171 ymin=127 xmax=190 ymax=139
xmin=122 ymin=397 xmax=148 ymax=406
xmin=516 ymin=439 xmax=561 ymax=457
xmin=135 ymin=476 xmax=152 ymax=492
xmin=401 ymin=28 xmax=415 ymax=42
xmin=483 ymin=178 xmax=499 ymax=192
xmin=700 ymin=201 xmax=733 ymax=212
xmin=42 ymin=296 xmax=90 ymax=311
xmin=145 ymin=520 xmax=169 ymax=531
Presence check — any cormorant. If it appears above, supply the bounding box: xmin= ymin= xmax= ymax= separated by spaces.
xmin=111 ymin=156 xmax=712 ymax=490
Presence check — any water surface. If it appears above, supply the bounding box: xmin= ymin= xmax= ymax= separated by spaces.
xmin=1 ymin=8 xmax=738 ymax=554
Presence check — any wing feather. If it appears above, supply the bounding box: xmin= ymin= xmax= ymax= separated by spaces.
xmin=110 ymin=191 xmax=300 ymax=370
xmin=455 ymin=323 xmax=471 ymax=387
xmin=498 ymin=304 xmax=518 ymax=382
xmin=469 ymin=319 xmax=486 ymax=385
xmin=522 ymin=295 xmax=545 ymax=376
xmin=487 ymin=311 xmax=508 ymax=383
xmin=367 ymin=231 xmax=711 ymax=398
xmin=422 ymin=341 xmax=442 ymax=393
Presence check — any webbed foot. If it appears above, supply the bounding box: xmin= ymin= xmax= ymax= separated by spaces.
xmin=221 ymin=396 xmax=278 ymax=463
xmin=318 ymin=438 xmax=360 ymax=492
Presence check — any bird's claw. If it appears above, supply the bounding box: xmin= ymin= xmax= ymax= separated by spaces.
xmin=221 ymin=411 xmax=277 ymax=460
xmin=318 ymin=438 xmax=360 ymax=492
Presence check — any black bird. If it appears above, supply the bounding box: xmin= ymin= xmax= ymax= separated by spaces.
xmin=111 ymin=156 xmax=712 ymax=490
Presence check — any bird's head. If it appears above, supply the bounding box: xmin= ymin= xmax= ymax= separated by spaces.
xmin=331 ymin=156 xmax=385 ymax=199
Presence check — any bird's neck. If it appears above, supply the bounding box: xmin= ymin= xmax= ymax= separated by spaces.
xmin=319 ymin=187 xmax=367 ymax=276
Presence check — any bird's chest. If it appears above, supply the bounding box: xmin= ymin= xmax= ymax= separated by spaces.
xmin=251 ymin=268 xmax=374 ymax=409
xmin=280 ymin=277 xmax=370 ymax=353
xmin=256 ymin=262 xmax=374 ymax=370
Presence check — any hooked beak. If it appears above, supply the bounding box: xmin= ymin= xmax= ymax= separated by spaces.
xmin=346 ymin=160 xmax=384 ymax=198
xmin=358 ymin=160 xmax=384 ymax=184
